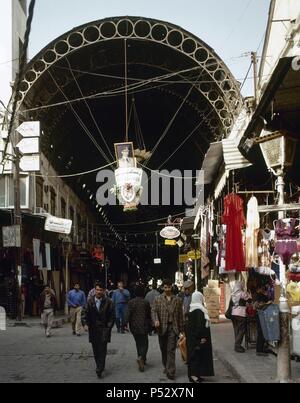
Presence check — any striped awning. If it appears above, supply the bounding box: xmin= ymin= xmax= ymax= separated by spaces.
xmin=222 ymin=138 xmax=252 ymax=171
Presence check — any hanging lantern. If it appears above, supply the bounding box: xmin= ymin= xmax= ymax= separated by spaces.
xmin=112 ymin=142 xmax=143 ymax=212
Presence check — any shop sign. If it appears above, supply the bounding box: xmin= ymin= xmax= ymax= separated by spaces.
xmin=165 ymin=239 xmax=177 ymax=246
xmin=160 ymin=226 xmax=180 ymax=239
xmin=16 ymin=121 xmax=40 ymax=138
xmin=2 ymin=225 xmax=21 ymax=247
xmin=45 ymin=216 xmax=72 ymax=235
xmin=154 ymin=258 xmax=162 ymax=264
xmin=187 ymin=250 xmax=201 ymax=260
xmin=179 ymin=254 xmax=189 ymax=263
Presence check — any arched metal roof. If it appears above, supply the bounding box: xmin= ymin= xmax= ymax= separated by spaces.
xmin=17 ymin=16 xmax=244 ymax=226
xmin=19 ymin=16 xmax=242 ymax=136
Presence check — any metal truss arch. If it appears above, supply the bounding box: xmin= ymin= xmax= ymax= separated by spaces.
xmin=19 ymin=16 xmax=242 ymax=135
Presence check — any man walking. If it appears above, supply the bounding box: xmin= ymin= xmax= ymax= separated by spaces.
xmin=82 ymin=282 xmax=115 ymax=379
xmin=38 ymin=285 xmax=57 ymax=338
xmin=67 ymin=282 xmax=87 ymax=336
xmin=126 ymin=286 xmax=152 ymax=372
xmin=178 ymin=280 xmax=194 ymax=328
xmin=153 ymin=279 xmax=184 ymax=380
xmin=112 ymin=281 xmax=130 ymax=333
xmin=145 ymin=281 xmax=160 ymax=335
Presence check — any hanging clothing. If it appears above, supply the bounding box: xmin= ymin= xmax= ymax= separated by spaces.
xmin=200 ymin=213 xmax=210 ymax=279
xmin=33 ymin=239 xmax=41 ymax=267
xmin=222 ymin=193 xmax=246 ymax=272
xmin=274 ymin=219 xmax=299 ymax=265
xmin=45 ymin=244 xmax=52 ymax=271
xmin=245 ymin=196 xmax=260 ymax=268
xmin=257 ymin=229 xmax=275 ymax=271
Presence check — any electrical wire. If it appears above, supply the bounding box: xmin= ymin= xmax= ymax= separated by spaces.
xmin=34 ymin=160 xmax=115 ymax=178
xmin=145 ymin=72 xmax=203 ymax=166
xmin=48 ymin=70 xmax=112 ymax=164
xmin=110 ymin=211 xmax=186 ymax=227
xmin=66 ymin=58 xmax=115 ymax=161
xmin=138 ymin=163 xmax=199 ymax=180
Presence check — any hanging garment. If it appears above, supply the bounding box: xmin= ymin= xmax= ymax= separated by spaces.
xmin=33 ymin=239 xmax=41 ymax=267
xmin=45 ymin=244 xmax=52 ymax=271
xmin=274 ymin=219 xmax=299 ymax=265
xmin=201 ymin=212 xmax=210 ymax=279
xmin=222 ymin=193 xmax=246 ymax=272
xmin=257 ymin=229 xmax=275 ymax=272
xmin=245 ymin=196 xmax=260 ymax=268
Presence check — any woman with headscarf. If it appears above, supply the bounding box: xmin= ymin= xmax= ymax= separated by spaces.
xmin=231 ymin=281 xmax=252 ymax=353
xmin=186 ymin=291 xmax=214 ymax=383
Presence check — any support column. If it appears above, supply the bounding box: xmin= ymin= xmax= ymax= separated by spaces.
xmin=276 ymin=170 xmax=291 ymax=383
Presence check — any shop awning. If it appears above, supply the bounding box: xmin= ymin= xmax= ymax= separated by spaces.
xmin=202 ymin=142 xmax=223 ymax=184
xmin=222 ymin=138 xmax=252 ymax=171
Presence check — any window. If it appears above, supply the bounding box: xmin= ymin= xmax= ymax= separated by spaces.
xmin=50 ymin=188 xmax=56 ymax=216
xmin=69 ymin=207 xmax=74 ymax=223
xmin=61 ymin=198 xmax=66 ymax=218
xmin=8 ymin=176 xmax=28 ymax=208
xmin=0 ymin=177 xmax=5 ymax=208
xmin=0 ymin=175 xmax=30 ymax=209
xmin=36 ymin=177 xmax=44 ymax=208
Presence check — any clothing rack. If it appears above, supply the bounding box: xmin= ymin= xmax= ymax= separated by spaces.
xmin=258 ymin=203 xmax=300 ymax=213
xmin=237 ymin=190 xmax=275 ymax=195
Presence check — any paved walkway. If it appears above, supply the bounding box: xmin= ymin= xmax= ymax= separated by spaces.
xmin=0 ymin=322 xmax=237 ymax=383
xmin=8 ymin=312 xmax=70 ymax=328
xmin=212 ymin=320 xmax=300 ymax=383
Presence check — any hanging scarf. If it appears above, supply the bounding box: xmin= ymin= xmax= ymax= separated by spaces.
xmin=189 ymin=291 xmax=210 ymax=328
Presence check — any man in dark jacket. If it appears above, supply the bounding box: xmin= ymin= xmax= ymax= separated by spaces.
xmin=153 ymin=279 xmax=184 ymax=380
xmin=38 ymin=285 xmax=57 ymax=338
xmin=82 ymin=282 xmax=115 ymax=379
xmin=126 ymin=285 xmax=152 ymax=372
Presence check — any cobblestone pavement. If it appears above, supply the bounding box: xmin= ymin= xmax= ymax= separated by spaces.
xmin=0 ymin=324 xmax=238 ymax=383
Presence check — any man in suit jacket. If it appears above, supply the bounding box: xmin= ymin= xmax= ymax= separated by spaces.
xmin=82 ymin=282 xmax=115 ymax=379
xmin=126 ymin=285 xmax=152 ymax=372
xmin=153 ymin=279 xmax=184 ymax=380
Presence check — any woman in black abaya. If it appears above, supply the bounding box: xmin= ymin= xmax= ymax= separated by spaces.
xmin=186 ymin=291 xmax=214 ymax=383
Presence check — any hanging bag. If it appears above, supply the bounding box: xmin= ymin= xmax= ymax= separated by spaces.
xmin=225 ymin=298 xmax=234 ymax=320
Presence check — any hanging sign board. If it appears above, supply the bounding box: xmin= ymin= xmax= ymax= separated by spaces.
xmin=165 ymin=239 xmax=177 ymax=246
xmin=2 ymin=225 xmax=21 ymax=247
xmin=45 ymin=216 xmax=72 ymax=235
xmin=160 ymin=226 xmax=180 ymax=240
xmin=20 ymin=155 xmax=40 ymax=172
xmin=179 ymin=254 xmax=189 ymax=264
xmin=17 ymin=137 xmax=39 ymax=154
xmin=154 ymin=258 xmax=162 ymax=264
xmin=187 ymin=250 xmax=201 ymax=260
xmin=16 ymin=121 xmax=40 ymax=138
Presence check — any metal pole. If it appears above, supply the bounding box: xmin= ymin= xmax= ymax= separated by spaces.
xmin=276 ymin=170 xmax=292 ymax=383
xmin=65 ymin=250 xmax=69 ymax=315
xmin=13 ymin=120 xmax=22 ymax=321
xmin=251 ymin=52 xmax=258 ymax=107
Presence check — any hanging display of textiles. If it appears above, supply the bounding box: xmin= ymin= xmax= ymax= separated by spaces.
xmin=245 ymin=196 xmax=260 ymax=268
xmin=274 ymin=218 xmax=299 ymax=265
xmin=222 ymin=193 xmax=246 ymax=272
xmin=200 ymin=212 xmax=210 ymax=279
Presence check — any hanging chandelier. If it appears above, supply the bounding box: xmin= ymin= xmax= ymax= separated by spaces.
xmin=111 ymin=39 xmax=143 ymax=213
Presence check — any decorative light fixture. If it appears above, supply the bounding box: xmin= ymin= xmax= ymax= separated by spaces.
xmin=160 ymin=226 xmax=181 ymax=240
xmin=111 ymin=40 xmax=143 ymax=213
xmin=256 ymin=130 xmax=298 ymax=175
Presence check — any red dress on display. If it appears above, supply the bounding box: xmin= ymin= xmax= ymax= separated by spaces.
xmin=222 ymin=193 xmax=246 ymax=272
